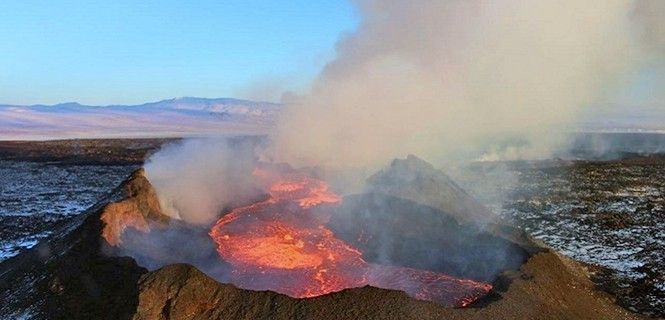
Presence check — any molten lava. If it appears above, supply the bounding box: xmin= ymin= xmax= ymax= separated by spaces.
xmin=209 ymin=168 xmax=492 ymax=307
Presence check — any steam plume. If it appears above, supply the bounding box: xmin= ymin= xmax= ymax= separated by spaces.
xmin=144 ymin=139 xmax=261 ymax=225
xmin=634 ymin=0 xmax=665 ymax=54
xmin=144 ymin=1 xmax=665 ymax=226
xmin=274 ymin=0 xmax=664 ymax=168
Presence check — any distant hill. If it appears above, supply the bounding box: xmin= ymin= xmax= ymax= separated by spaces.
xmin=2 ymin=97 xmax=662 ymax=142
xmin=0 ymin=97 xmax=280 ymax=140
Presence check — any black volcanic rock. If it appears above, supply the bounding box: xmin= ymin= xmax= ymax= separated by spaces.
xmin=327 ymin=193 xmax=528 ymax=282
xmin=366 ymin=155 xmax=495 ymax=225
xmin=366 ymin=155 xmax=538 ymax=249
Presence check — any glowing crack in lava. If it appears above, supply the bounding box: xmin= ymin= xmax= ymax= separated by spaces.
xmin=209 ymin=169 xmax=492 ymax=307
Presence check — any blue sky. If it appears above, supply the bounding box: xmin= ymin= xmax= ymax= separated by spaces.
xmin=0 ymin=1 xmax=358 ymax=105
xmin=0 ymin=1 xmax=661 ymax=112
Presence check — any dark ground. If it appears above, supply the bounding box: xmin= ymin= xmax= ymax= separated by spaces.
xmin=0 ymin=139 xmax=172 ymax=262
xmin=0 ymin=138 xmax=176 ymax=165
xmin=461 ymin=155 xmax=665 ymax=317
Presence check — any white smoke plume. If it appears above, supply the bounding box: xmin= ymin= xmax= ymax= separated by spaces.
xmin=274 ymin=0 xmax=664 ymax=168
xmin=144 ymin=138 xmax=262 ymax=225
xmin=144 ymin=0 xmax=665 ymax=225
xmin=634 ymin=0 xmax=665 ymax=54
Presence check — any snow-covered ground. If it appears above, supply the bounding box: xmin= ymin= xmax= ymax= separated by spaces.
xmin=460 ymin=158 xmax=665 ymax=317
xmin=0 ymin=160 xmax=136 ymax=260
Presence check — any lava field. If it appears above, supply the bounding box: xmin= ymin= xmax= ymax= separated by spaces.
xmin=461 ymin=156 xmax=665 ymax=317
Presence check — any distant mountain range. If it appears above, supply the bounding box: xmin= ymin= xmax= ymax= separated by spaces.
xmin=0 ymin=97 xmax=280 ymax=140
xmin=1 ymin=97 xmax=662 ymax=140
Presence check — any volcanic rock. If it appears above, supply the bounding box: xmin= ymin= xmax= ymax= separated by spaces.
xmin=101 ymin=168 xmax=169 ymax=246
xmin=130 ymin=253 xmax=641 ymax=320
xmin=365 ymin=155 xmax=536 ymax=247
xmin=366 ymin=155 xmax=495 ymax=225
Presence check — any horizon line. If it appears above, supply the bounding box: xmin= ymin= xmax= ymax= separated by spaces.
xmin=0 ymin=96 xmax=282 ymax=108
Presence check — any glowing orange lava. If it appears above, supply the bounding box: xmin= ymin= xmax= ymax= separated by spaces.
xmin=209 ymin=168 xmax=492 ymax=306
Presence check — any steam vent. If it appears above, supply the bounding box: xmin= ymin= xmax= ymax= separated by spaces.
xmin=0 ymin=156 xmax=642 ymax=320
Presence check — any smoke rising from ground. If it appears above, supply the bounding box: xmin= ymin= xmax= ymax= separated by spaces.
xmin=274 ymin=0 xmax=664 ymax=168
xmin=142 ymin=1 xmax=665 ymax=227
xmin=144 ymin=139 xmax=262 ymax=225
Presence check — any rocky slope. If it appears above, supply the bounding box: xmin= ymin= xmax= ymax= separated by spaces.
xmin=367 ymin=155 xmax=495 ymax=225
xmin=100 ymin=169 xmax=169 ymax=246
